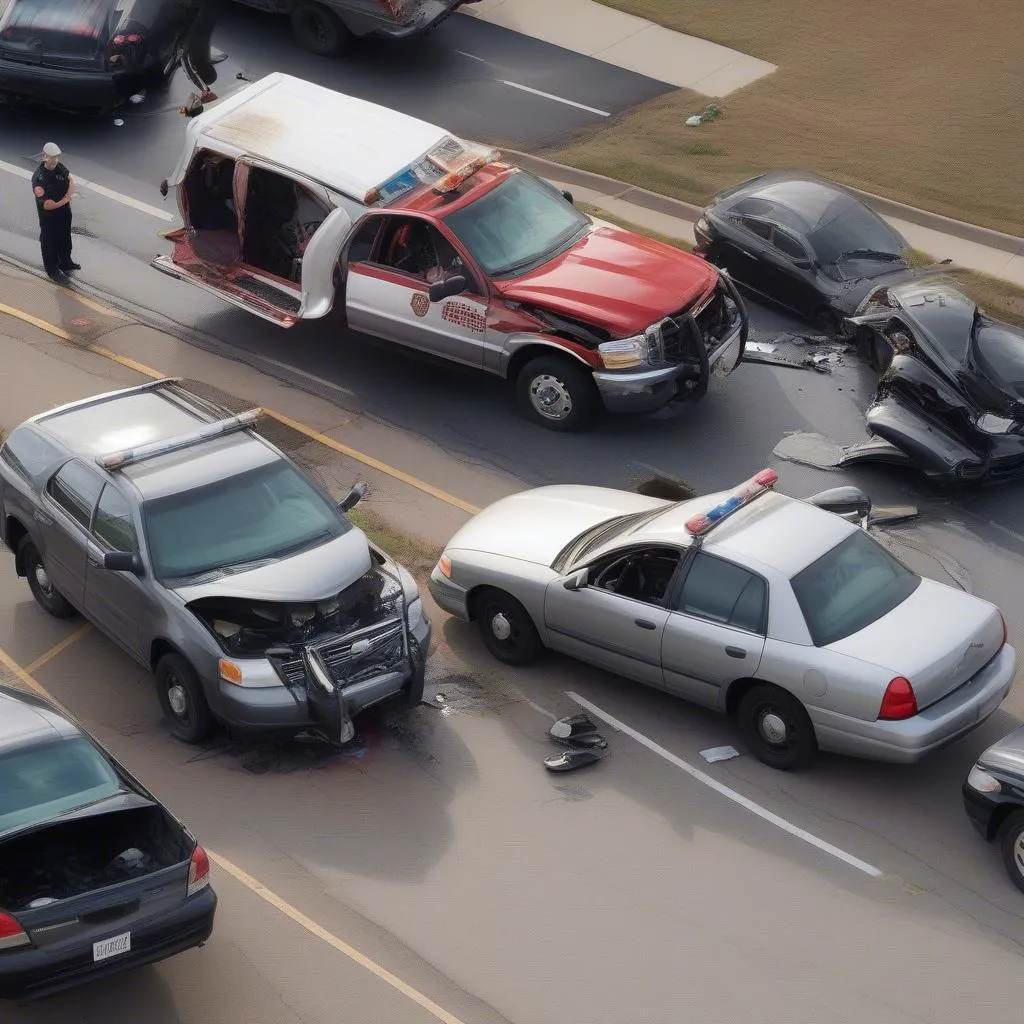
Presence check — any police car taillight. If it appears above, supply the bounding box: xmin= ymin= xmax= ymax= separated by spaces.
xmin=685 ymin=468 xmax=779 ymax=536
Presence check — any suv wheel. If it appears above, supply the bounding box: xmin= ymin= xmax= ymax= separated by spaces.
xmin=473 ymin=588 xmax=543 ymax=665
xmin=737 ymin=683 xmax=817 ymax=770
xmin=156 ymin=653 xmax=214 ymax=743
xmin=20 ymin=538 xmax=76 ymax=619
xmin=290 ymin=2 xmax=352 ymax=56
xmin=516 ymin=355 xmax=599 ymax=431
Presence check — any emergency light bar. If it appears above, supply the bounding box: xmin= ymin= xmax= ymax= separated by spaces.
xmin=685 ymin=468 xmax=779 ymax=537
xmin=96 ymin=408 xmax=264 ymax=471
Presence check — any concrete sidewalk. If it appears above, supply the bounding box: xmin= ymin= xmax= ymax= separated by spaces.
xmin=461 ymin=0 xmax=776 ymax=95
xmin=507 ymin=150 xmax=1024 ymax=289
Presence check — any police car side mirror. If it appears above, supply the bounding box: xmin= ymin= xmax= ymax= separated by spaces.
xmin=338 ymin=482 xmax=369 ymax=513
xmin=806 ymin=486 xmax=873 ymax=522
xmin=428 ymin=275 xmax=467 ymax=303
xmin=562 ymin=190 xmax=574 ymax=205
xmin=563 ymin=568 xmax=589 ymax=591
xmin=104 ymin=551 xmax=144 ymax=575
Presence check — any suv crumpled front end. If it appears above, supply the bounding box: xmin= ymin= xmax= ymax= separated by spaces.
xmin=592 ymin=272 xmax=748 ymax=413
xmin=184 ymin=553 xmax=429 ymax=741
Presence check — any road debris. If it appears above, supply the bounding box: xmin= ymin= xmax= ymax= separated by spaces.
xmin=700 ymin=745 xmax=741 ymax=763
xmin=544 ymin=747 xmax=607 ymax=772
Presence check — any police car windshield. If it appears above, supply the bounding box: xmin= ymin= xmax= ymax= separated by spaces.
xmin=445 ymin=172 xmax=589 ymax=278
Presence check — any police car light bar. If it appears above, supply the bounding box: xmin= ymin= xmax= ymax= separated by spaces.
xmin=685 ymin=468 xmax=779 ymax=537
xmin=96 ymin=408 xmax=264 ymax=471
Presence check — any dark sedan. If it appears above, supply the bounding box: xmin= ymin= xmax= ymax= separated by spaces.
xmin=694 ymin=171 xmax=920 ymax=334
xmin=0 ymin=0 xmax=201 ymax=111
xmin=963 ymin=725 xmax=1024 ymax=894
xmin=0 ymin=686 xmax=216 ymax=1002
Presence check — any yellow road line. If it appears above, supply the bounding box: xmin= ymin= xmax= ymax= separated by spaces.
xmin=23 ymin=622 xmax=92 ymax=676
xmin=1 ymin=304 xmax=482 ymax=516
xmin=0 ymin=638 xmax=468 ymax=1024
xmin=209 ymin=852 xmax=468 ymax=1024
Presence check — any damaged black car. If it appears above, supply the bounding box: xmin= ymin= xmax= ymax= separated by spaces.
xmin=843 ymin=280 xmax=1024 ymax=485
xmin=694 ymin=171 xmax=932 ymax=335
xmin=0 ymin=0 xmax=212 ymax=111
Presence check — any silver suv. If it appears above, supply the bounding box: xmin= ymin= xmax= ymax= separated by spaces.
xmin=0 ymin=379 xmax=430 ymax=744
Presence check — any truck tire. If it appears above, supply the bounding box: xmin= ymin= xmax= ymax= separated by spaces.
xmin=155 ymin=653 xmax=215 ymax=744
xmin=290 ymin=2 xmax=352 ymax=56
xmin=21 ymin=537 xmax=77 ymax=619
xmin=516 ymin=354 xmax=599 ymax=432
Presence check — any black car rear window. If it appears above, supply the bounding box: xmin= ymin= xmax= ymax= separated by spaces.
xmin=974 ymin=321 xmax=1024 ymax=400
xmin=792 ymin=531 xmax=921 ymax=647
xmin=0 ymin=738 xmax=121 ymax=836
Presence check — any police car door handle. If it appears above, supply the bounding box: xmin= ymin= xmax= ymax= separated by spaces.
xmin=726 ymin=646 xmax=746 ymax=659
xmin=634 ymin=619 xmax=657 ymax=630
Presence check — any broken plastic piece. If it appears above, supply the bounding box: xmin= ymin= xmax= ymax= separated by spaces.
xmin=113 ymin=118 xmax=125 ymax=127
xmin=551 ymin=732 xmax=608 ymax=750
xmin=700 ymin=745 xmax=740 ymax=763
xmin=686 ymin=115 xmax=702 ymax=127
xmin=129 ymin=92 xmax=145 ymax=104
xmin=550 ymin=712 xmax=599 ymax=741
xmin=544 ymin=747 xmax=607 ymax=772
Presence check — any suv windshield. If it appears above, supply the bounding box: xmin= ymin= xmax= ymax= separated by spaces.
xmin=0 ymin=738 xmax=122 ymax=837
xmin=791 ymin=531 xmax=921 ymax=647
xmin=445 ymin=172 xmax=589 ymax=278
xmin=143 ymin=461 xmax=348 ymax=581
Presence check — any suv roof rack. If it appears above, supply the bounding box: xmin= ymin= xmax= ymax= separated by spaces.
xmin=96 ymin=408 xmax=264 ymax=472
xmin=685 ymin=468 xmax=779 ymax=540
xmin=36 ymin=377 xmax=186 ymax=424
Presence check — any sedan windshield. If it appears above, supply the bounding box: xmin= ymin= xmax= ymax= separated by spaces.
xmin=143 ymin=461 xmax=349 ymax=581
xmin=444 ymin=172 xmax=590 ymax=277
xmin=0 ymin=738 xmax=122 ymax=836
xmin=806 ymin=201 xmax=905 ymax=266
xmin=791 ymin=531 xmax=921 ymax=647
xmin=973 ymin=318 xmax=1024 ymax=400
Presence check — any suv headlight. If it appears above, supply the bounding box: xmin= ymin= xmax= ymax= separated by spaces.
xmin=598 ymin=335 xmax=646 ymax=369
xmin=406 ymin=597 xmax=425 ymax=631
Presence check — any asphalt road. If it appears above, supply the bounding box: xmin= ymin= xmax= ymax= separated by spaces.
xmin=2 ymin=20 xmax=1024 ymax=1023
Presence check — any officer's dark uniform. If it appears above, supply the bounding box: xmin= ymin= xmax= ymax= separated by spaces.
xmin=31 ymin=161 xmax=76 ymax=278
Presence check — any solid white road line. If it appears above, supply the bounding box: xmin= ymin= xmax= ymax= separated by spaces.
xmin=567 ymin=691 xmax=884 ymax=878
xmin=498 ymin=81 xmax=611 ymax=117
xmin=0 ymin=158 xmax=173 ymax=221
xmin=453 ymin=49 xmax=490 ymax=63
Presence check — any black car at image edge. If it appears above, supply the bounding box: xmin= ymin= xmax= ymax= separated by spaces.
xmin=962 ymin=725 xmax=1024 ymax=894
xmin=0 ymin=686 xmax=216 ymax=1002
xmin=0 ymin=0 xmax=203 ymax=111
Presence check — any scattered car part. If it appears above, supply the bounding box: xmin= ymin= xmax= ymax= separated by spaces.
xmin=429 ymin=467 xmax=1015 ymax=769
xmin=699 ymin=745 xmax=740 ymax=763
xmin=544 ymin=747 xmax=608 ymax=772
xmin=550 ymin=713 xmax=599 ymax=742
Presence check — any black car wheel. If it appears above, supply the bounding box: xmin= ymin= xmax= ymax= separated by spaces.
xmin=516 ymin=355 xmax=599 ymax=432
xmin=290 ymin=2 xmax=352 ymax=56
xmin=156 ymin=653 xmax=214 ymax=744
xmin=999 ymin=810 xmax=1024 ymax=895
xmin=473 ymin=588 xmax=543 ymax=666
xmin=20 ymin=537 xmax=77 ymax=619
xmin=737 ymin=683 xmax=817 ymax=770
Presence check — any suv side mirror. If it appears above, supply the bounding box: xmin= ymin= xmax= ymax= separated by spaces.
xmin=104 ymin=551 xmax=143 ymax=575
xmin=339 ymin=481 xmax=369 ymax=513
xmin=806 ymin=486 xmax=872 ymax=521
xmin=562 ymin=567 xmax=589 ymax=591
xmin=561 ymin=190 xmax=574 ymax=205
xmin=428 ymin=275 xmax=467 ymax=303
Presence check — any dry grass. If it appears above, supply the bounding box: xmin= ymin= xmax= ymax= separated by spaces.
xmin=544 ymin=1 xmax=1022 ymax=236
xmin=578 ymin=202 xmax=693 ymax=250
xmin=347 ymin=507 xmax=439 ymax=575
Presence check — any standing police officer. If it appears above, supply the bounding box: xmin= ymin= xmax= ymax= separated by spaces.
xmin=31 ymin=142 xmax=80 ymax=281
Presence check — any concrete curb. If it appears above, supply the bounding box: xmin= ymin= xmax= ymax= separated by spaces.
xmin=502 ymin=148 xmax=1024 ymax=257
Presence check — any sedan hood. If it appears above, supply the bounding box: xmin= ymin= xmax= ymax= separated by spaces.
xmin=828 ymin=578 xmax=1005 ymax=710
xmin=978 ymin=725 xmax=1024 ymax=777
xmin=495 ymin=225 xmax=719 ymax=337
xmin=172 ymin=530 xmax=373 ymax=604
xmin=446 ymin=486 xmax=666 ymax=567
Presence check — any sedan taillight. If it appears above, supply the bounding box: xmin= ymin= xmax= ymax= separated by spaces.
xmin=105 ymin=32 xmax=147 ymax=71
xmin=0 ymin=912 xmax=29 ymax=952
xmin=878 ymin=676 xmax=918 ymax=720
xmin=187 ymin=845 xmax=211 ymax=897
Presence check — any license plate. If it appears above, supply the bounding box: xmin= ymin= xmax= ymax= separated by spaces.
xmin=93 ymin=931 xmax=131 ymax=962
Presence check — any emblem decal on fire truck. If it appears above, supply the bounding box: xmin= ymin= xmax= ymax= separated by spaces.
xmin=442 ymin=301 xmax=486 ymax=334
xmin=411 ymin=293 xmax=430 ymax=318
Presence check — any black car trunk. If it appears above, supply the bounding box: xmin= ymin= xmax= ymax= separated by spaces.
xmin=0 ymin=0 xmax=117 ymax=62
xmin=0 ymin=803 xmax=192 ymax=913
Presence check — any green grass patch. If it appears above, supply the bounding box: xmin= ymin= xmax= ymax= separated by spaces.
xmin=347 ymin=507 xmax=439 ymax=574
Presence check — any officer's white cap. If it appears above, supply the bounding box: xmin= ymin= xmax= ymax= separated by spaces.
xmin=42 ymin=142 xmax=62 ymax=157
